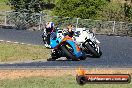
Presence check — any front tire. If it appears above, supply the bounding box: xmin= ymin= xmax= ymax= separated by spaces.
xmin=60 ymin=45 xmax=80 ymax=61
xmin=79 ymin=56 xmax=86 ymax=60
xmin=84 ymin=41 xmax=102 ymax=58
xmin=47 ymin=57 xmax=56 ymax=61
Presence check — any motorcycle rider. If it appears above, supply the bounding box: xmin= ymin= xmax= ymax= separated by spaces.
xmin=67 ymin=24 xmax=74 ymax=38
xmin=45 ymin=21 xmax=54 ymax=48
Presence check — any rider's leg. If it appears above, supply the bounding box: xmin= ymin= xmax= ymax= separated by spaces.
xmin=47 ymin=34 xmax=51 ymax=45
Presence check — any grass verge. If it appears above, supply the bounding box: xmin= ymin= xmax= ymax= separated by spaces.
xmin=0 ymin=42 xmax=51 ymax=62
xmin=0 ymin=75 xmax=131 ymax=88
xmin=0 ymin=4 xmax=11 ymax=11
xmin=0 ymin=69 xmax=131 ymax=88
xmin=0 ymin=0 xmax=11 ymax=11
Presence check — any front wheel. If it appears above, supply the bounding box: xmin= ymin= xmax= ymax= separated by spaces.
xmin=47 ymin=57 xmax=57 ymax=61
xmin=86 ymin=43 xmax=101 ymax=57
xmin=79 ymin=55 xmax=87 ymax=60
xmin=60 ymin=45 xmax=80 ymax=61
xmin=83 ymin=40 xmax=102 ymax=58
xmin=97 ymin=50 xmax=102 ymax=58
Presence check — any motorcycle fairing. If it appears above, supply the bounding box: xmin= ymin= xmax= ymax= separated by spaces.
xmin=50 ymin=32 xmax=62 ymax=48
xmin=66 ymin=40 xmax=82 ymax=58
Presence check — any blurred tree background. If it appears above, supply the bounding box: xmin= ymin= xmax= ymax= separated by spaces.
xmin=8 ymin=0 xmax=55 ymax=13
xmin=53 ymin=0 xmax=132 ymax=22
xmin=6 ymin=0 xmax=132 ymax=22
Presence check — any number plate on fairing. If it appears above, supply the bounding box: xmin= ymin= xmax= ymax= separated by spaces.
xmin=66 ymin=45 xmax=71 ymax=49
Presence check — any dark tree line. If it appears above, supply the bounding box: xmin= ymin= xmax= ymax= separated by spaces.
xmin=7 ymin=0 xmax=132 ymax=22
xmin=8 ymin=0 xmax=55 ymax=13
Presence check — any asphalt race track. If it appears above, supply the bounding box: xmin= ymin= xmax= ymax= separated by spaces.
xmin=0 ymin=28 xmax=132 ymax=69
xmin=0 ymin=28 xmax=44 ymax=45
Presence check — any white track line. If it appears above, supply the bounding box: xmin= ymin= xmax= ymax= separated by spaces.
xmin=0 ymin=40 xmax=4 ymax=42
xmin=6 ymin=41 xmax=11 ymax=43
xmin=0 ymin=40 xmax=37 ymax=46
xmin=14 ymin=42 xmax=19 ymax=44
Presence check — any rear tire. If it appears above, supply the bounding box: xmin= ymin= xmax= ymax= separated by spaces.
xmin=60 ymin=45 xmax=80 ymax=61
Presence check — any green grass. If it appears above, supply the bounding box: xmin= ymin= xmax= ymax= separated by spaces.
xmin=0 ymin=0 xmax=11 ymax=11
xmin=0 ymin=4 xmax=11 ymax=11
xmin=0 ymin=76 xmax=131 ymax=88
xmin=0 ymin=42 xmax=51 ymax=62
xmin=0 ymin=0 xmax=8 ymax=3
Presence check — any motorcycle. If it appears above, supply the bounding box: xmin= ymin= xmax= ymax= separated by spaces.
xmin=73 ymin=28 xmax=102 ymax=58
xmin=42 ymin=28 xmax=64 ymax=48
xmin=48 ymin=29 xmax=86 ymax=61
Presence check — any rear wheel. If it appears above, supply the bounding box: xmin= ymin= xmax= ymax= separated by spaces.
xmin=60 ymin=45 xmax=80 ymax=61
